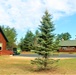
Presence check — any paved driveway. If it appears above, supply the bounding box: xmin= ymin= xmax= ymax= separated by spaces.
xmin=15 ymin=54 xmax=76 ymax=58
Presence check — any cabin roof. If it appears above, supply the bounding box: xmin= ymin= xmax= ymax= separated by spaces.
xmin=59 ymin=40 xmax=76 ymax=46
xmin=0 ymin=27 xmax=8 ymax=42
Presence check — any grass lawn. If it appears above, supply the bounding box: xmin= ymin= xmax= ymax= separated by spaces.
xmin=0 ymin=56 xmax=76 ymax=75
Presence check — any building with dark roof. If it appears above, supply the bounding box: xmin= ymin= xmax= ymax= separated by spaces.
xmin=59 ymin=40 xmax=76 ymax=52
xmin=0 ymin=27 xmax=13 ymax=55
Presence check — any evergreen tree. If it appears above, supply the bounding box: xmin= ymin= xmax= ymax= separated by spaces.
xmin=31 ymin=10 xmax=59 ymax=70
xmin=18 ymin=37 xmax=24 ymax=50
xmin=33 ymin=30 xmax=39 ymax=48
xmin=23 ymin=30 xmax=34 ymax=51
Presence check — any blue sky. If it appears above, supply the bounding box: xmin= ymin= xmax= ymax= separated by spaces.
xmin=54 ymin=14 xmax=76 ymax=39
xmin=0 ymin=0 xmax=76 ymax=42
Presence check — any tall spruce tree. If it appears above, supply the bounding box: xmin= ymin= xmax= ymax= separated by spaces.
xmin=23 ymin=30 xmax=34 ymax=51
xmin=31 ymin=10 xmax=59 ymax=70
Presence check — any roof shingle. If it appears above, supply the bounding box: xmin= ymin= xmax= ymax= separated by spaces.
xmin=59 ymin=40 xmax=76 ymax=46
xmin=0 ymin=27 xmax=8 ymax=42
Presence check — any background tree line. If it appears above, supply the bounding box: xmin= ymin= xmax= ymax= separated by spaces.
xmin=0 ymin=18 xmax=71 ymax=51
xmin=0 ymin=26 xmax=71 ymax=51
xmin=19 ymin=31 xmax=71 ymax=51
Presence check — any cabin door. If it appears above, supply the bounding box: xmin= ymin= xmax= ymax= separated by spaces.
xmin=0 ymin=43 xmax=2 ymax=50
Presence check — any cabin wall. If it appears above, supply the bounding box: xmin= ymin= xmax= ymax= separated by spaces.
xmin=0 ymin=32 xmax=7 ymax=50
xmin=59 ymin=46 xmax=76 ymax=52
xmin=0 ymin=31 xmax=13 ymax=55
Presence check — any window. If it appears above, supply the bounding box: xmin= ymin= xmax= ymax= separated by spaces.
xmin=0 ymin=47 xmax=1 ymax=50
xmin=62 ymin=47 xmax=75 ymax=50
xmin=0 ymin=43 xmax=2 ymax=50
xmin=62 ymin=47 xmax=67 ymax=50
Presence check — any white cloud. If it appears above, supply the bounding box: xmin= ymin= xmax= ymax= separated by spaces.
xmin=44 ymin=0 xmax=76 ymax=20
xmin=0 ymin=0 xmax=76 ymax=40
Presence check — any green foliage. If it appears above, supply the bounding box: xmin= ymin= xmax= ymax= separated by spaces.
xmin=18 ymin=37 xmax=24 ymax=50
xmin=33 ymin=30 xmax=40 ymax=50
xmin=19 ymin=30 xmax=40 ymax=51
xmin=56 ymin=32 xmax=71 ymax=41
xmin=1 ymin=25 xmax=17 ymax=49
xmin=31 ymin=58 xmax=59 ymax=70
xmin=31 ymin=10 xmax=59 ymax=70
xmin=19 ymin=30 xmax=34 ymax=51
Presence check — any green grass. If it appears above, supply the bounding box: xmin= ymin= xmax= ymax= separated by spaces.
xmin=58 ymin=58 xmax=76 ymax=74
xmin=0 ymin=56 xmax=76 ymax=75
xmin=0 ymin=56 xmax=32 ymax=75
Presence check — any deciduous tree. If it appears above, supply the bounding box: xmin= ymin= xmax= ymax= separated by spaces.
xmin=56 ymin=32 xmax=71 ymax=41
xmin=1 ymin=26 xmax=17 ymax=49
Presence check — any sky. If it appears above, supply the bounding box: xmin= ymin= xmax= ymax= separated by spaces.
xmin=0 ymin=0 xmax=76 ymax=42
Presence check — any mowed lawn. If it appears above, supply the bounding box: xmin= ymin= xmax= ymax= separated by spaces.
xmin=0 ymin=56 xmax=76 ymax=75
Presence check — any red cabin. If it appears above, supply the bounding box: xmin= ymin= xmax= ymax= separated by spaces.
xmin=59 ymin=40 xmax=76 ymax=52
xmin=0 ymin=27 xmax=13 ymax=55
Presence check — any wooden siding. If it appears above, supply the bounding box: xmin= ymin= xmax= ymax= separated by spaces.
xmin=0 ymin=32 xmax=7 ymax=50
xmin=0 ymin=32 xmax=13 ymax=55
xmin=59 ymin=46 xmax=76 ymax=52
